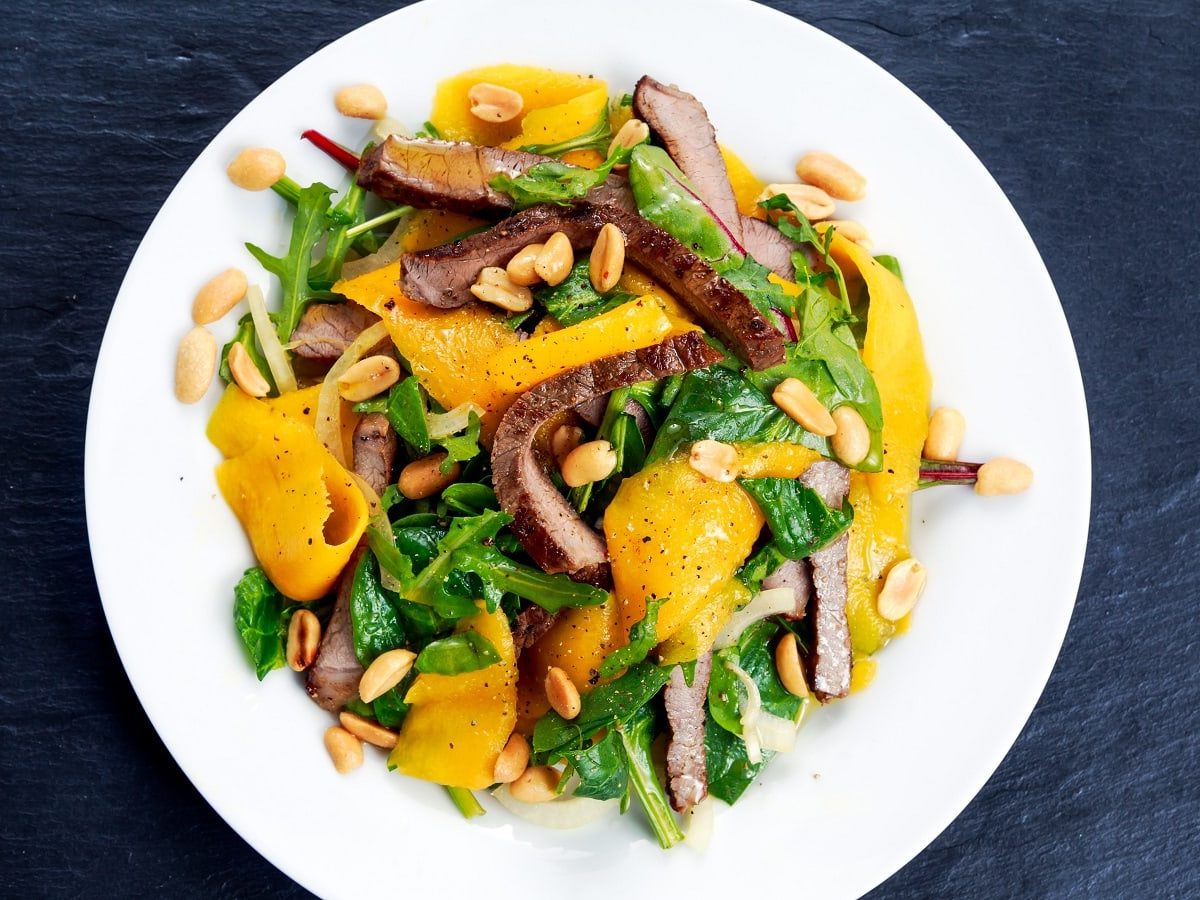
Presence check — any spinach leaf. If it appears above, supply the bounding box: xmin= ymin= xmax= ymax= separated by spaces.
xmin=533 ymin=662 xmax=672 ymax=758
xmin=737 ymin=542 xmax=789 ymax=593
xmin=738 ymin=478 xmax=853 ymax=559
xmin=537 ymin=259 xmax=634 ymax=326
xmin=617 ymin=705 xmax=684 ymax=848
xmin=415 ymin=631 xmax=501 ymax=675
xmin=704 ymin=710 xmax=770 ymax=804
xmin=570 ymin=382 xmax=655 ymax=513
xmin=489 ymin=143 xmax=636 ymax=210
xmin=385 ymin=376 xmax=431 ymax=455
xmin=559 ymin=729 xmax=628 ymax=801
xmin=758 ymin=193 xmax=850 ymax=306
xmin=708 ymin=620 xmax=802 ymax=737
xmin=400 ymin=511 xmax=511 ymax=618
xmin=598 ymin=598 xmax=665 ymax=678
xmin=349 ymin=553 xmax=406 ymax=666
xmin=232 ymin=567 xmax=292 ymax=679
xmin=441 ymin=482 xmax=498 ymax=515
xmin=874 ymin=254 xmax=903 ymax=281
xmin=520 ymin=110 xmax=612 ymax=157
xmin=373 ymin=680 xmax=413 ymax=727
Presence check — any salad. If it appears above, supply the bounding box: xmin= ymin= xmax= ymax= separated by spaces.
xmin=175 ymin=64 xmax=1033 ymax=848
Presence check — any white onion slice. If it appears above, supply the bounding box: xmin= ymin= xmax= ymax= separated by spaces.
xmin=755 ymin=711 xmax=800 ymax=754
xmin=315 ymin=320 xmax=390 ymax=466
xmin=427 ymin=401 xmax=485 ymax=439
xmin=713 ymin=588 xmax=795 ymax=650
xmin=372 ymin=116 xmax=410 ymax=142
xmin=491 ymin=785 xmax=618 ymax=829
xmin=245 ymin=284 xmax=297 ymax=394
xmin=340 ymin=218 xmax=410 ymax=280
xmin=683 ymin=797 xmax=714 ymax=850
xmin=726 ymin=660 xmax=764 ymax=764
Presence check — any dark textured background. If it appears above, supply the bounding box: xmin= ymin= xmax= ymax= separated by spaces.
xmin=2 ymin=1 xmax=1197 ymax=896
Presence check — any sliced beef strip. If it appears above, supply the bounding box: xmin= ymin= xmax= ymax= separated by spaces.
xmin=352 ymin=413 xmax=397 ymax=497
xmin=799 ymin=461 xmax=852 ymax=702
xmin=665 ymin=651 xmax=713 ymax=812
xmin=741 ymin=216 xmax=801 ymax=279
xmin=402 ymin=202 xmax=785 ymax=370
xmin=763 ymin=558 xmax=813 ymax=619
xmin=290 ymin=302 xmax=380 ymax=361
xmin=633 ymin=75 xmax=744 ymax=246
xmin=511 ymin=605 xmax=559 ymax=656
xmin=306 ymin=549 xmax=365 ymax=712
xmin=491 ymin=332 xmax=724 ymax=587
xmin=357 ymin=136 xmax=634 ymax=218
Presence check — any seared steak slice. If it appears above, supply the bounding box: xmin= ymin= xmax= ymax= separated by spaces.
xmin=352 ymin=413 xmax=397 ymax=497
xmin=290 ymin=302 xmax=380 ymax=361
xmin=763 ymin=558 xmax=813 ymax=619
xmin=800 ymin=461 xmax=852 ymax=701
xmin=491 ymin=332 xmax=723 ymax=586
xmin=741 ymin=216 xmax=800 ymax=279
xmin=306 ymin=549 xmax=365 ymax=711
xmin=634 ymin=76 xmax=743 ymax=245
xmin=665 ymin=652 xmax=713 ymax=812
xmin=403 ymin=203 xmax=785 ymax=370
xmin=357 ymin=136 xmax=634 ymax=217
xmin=511 ymin=605 xmax=559 ymax=656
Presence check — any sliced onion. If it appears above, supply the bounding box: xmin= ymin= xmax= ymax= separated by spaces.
xmin=316 ymin=321 xmax=389 ymax=466
xmin=372 ymin=116 xmax=410 ymax=142
xmin=683 ymin=797 xmax=714 ymax=850
xmin=245 ymin=284 xmax=297 ymax=394
xmin=340 ymin=217 xmax=410 ymax=280
xmin=491 ymin=784 xmax=618 ymax=829
xmin=726 ymin=660 xmax=764 ymax=764
xmin=427 ymin=401 xmax=485 ymax=439
xmin=713 ymin=588 xmax=796 ymax=650
xmin=756 ymin=711 xmax=800 ymax=754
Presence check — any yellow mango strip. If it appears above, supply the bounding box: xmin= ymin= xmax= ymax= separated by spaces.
xmin=562 ymin=149 xmax=605 ymax=169
xmin=390 ymin=606 xmax=517 ymax=789
xmin=399 ymin=209 xmax=486 ymax=253
xmin=501 ymin=86 xmax=608 ymax=152
xmin=720 ymin=145 xmax=767 ymax=218
xmin=334 ymin=261 xmax=522 ymax=438
xmin=657 ymin=579 xmax=750 ymax=665
xmin=430 ymin=64 xmax=606 ymax=146
xmin=487 ymin=296 xmax=698 ymax=393
xmin=515 ymin=596 xmax=619 ymax=733
xmin=207 ymin=386 xmax=368 ymax=601
xmin=829 ymin=235 xmax=932 ymax=655
xmin=735 ymin=441 xmax=823 ymax=479
xmin=262 ymin=385 xmax=359 ymax=466
xmin=605 ymin=457 xmax=764 ymax=641
xmin=617 ymin=265 xmax=697 ymax=323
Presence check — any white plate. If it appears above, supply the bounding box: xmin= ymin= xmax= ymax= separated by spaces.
xmin=85 ymin=1 xmax=1090 ymax=897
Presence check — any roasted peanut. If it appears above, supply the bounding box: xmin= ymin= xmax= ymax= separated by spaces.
xmin=795 ymin=151 xmax=867 ymax=201
xmin=470 ymin=266 xmax=533 ymax=312
xmin=324 ymin=726 xmax=364 ymax=773
xmin=830 ymin=405 xmax=870 ymax=466
xmin=772 ymin=377 xmax=836 ymax=436
xmin=286 ymin=609 xmax=321 ymax=672
xmin=589 ymin=223 xmax=625 ymax=293
xmin=192 ymin=268 xmax=247 ymax=325
xmin=227 ymin=147 xmax=286 ymax=191
xmin=544 ymin=666 xmax=582 ymax=720
xmin=876 ymin=558 xmax=927 ymax=621
xmin=815 ymin=219 xmax=872 ymax=250
xmin=336 ymin=355 xmax=400 ymax=402
xmin=358 ymin=648 xmax=416 ymax=703
xmin=924 ymin=407 xmax=966 ymax=461
xmin=775 ymin=632 xmax=809 ymax=699
xmin=974 ymin=457 xmax=1034 ymax=496
xmin=688 ymin=439 xmax=740 ymax=483
xmin=467 ymin=82 xmax=523 ymax=123
xmin=560 ymin=439 xmax=616 ymax=487
xmin=608 ymin=117 xmax=650 ymax=158
xmin=550 ymin=424 xmax=585 ymax=467
xmin=227 ymin=342 xmax=270 ymax=398
xmin=534 ymin=232 xmax=574 ymax=286
xmin=760 ymin=183 xmax=836 ymax=221
xmin=175 ymin=326 xmax=217 ymax=404
xmin=335 ymin=83 xmax=387 ymax=119
xmin=338 ymin=711 xmax=399 ymax=749
xmin=397 ymin=452 xmax=460 ymax=500
xmin=509 ymin=765 xmax=561 ymax=803
xmin=493 ymin=733 xmax=531 ymax=784
xmin=505 ymin=243 xmax=545 ymax=287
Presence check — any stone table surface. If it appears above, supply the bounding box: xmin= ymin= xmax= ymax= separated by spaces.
xmin=1 ymin=1 xmax=1197 ymax=896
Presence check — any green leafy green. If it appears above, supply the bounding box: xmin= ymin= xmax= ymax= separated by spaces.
xmin=598 ymin=598 xmax=665 ymax=677
xmin=232 ymin=567 xmax=292 ymax=679
xmin=415 ymin=631 xmax=501 ymax=675
xmin=309 ymin=180 xmax=367 ymax=289
xmin=451 ymin=543 xmax=607 ymax=613
xmin=569 ymin=382 xmax=653 ymax=513
xmin=520 ymin=110 xmax=612 ymax=157
xmin=537 ymin=259 xmax=635 ymax=326
xmin=441 ymin=482 xmax=498 ymax=515
xmin=432 ymin=411 xmax=482 ymax=472
xmin=708 ymin=620 xmax=803 ymax=737
xmin=559 ymin=729 xmax=628 ymax=801
xmin=738 ymin=477 xmax=853 ymax=559
xmin=874 ymin=254 xmax=903 ymax=281
xmin=372 ymin=683 xmax=412 ymax=728
xmin=737 ymin=542 xmax=789 ymax=593
xmin=383 ymin=376 xmax=431 ymax=455
xmin=398 ymin=511 xmax=510 ymax=618
xmin=415 ymin=121 xmax=441 ymax=140
xmin=489 ymin=143 xmax=636 ymax=209
xmin=349 ymin=553 xmax=406 ymax=666
xmin=617 ymin=705 xmax=684 ymax=848
xmin=758 ymin=193 xmax=849 ymax=307
xmin=218 ymin=314 xmax=274 ymax=392
xmin=704 ymin=710 xmax=769 ymax=804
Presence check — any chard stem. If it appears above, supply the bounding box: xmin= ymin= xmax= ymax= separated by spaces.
xmin=918 ymin=459 xmax=983 ymax=489
xmin=445 ymin=786 xmax=486 ymax=819
xmin=347 ymin=205 xmax=413 ymax=239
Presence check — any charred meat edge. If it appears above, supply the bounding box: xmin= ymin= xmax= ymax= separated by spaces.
xmin=633 ymin=75 xmax=744 ymax=246
xmin=799 ymin=461 xmax=852 ymax=701
xmin=491 ymin=332 xmax=724 ymax=588
xmin=402 ymin=202 xmax=785 ymax=370
xmin=357 ymin=136 xmax=634 ymax=218
xmin=665 ymin=651 xmax=713 ymax=812
xmin=306 ymin=548 xmax=366 ymax=712
xmin=352 ymin=413 xmax=397 ymax=498
xmin=511 ymin=605 xmax=559 ymax=656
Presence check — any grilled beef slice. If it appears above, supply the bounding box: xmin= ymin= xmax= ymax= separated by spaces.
xmin=402 ymin=203 xmax=785 ymax=370
xmin=665 ymin=652 xmax=713 ymax=812
xmin=352 ymin=413 xmax=397 ymax=497
xmin=763 ymin=558 xmax=813 ymax=619
xmin=306 ymin=549 xmax=365 ymax=711
xmin=290 ymin=301 xmax=380 ymax=361
xmin=511 ymin=605 xmax=559 ymax=656
xmin=741 ymin=216 xmax=801 ymax=279
xmin=491 ymin=332 xmax=723 ymax=586
xmin=799 ymin=461 xmax=852 ymax=701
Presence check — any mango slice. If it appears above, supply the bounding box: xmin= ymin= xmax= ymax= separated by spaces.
xmin=500 ymin=86 xmax=608 ymax=153
xmin=720 ymin=145 xmax=766 ymax=219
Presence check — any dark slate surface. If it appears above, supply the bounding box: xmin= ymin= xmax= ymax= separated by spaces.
xmin=1 ymin=1 xmax=1197 ymax=896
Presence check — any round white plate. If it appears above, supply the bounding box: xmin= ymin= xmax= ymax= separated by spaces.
xmin=85 ymin=1 xmax=1090 ymax=897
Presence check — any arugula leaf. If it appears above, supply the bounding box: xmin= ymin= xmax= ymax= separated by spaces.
xmin=415 ymin=631 xmax=501 ymax=675
xmin=450 ymin=543 xmax=607 ymax=613
xmin=520 ymin=111 xmax=612 ymax=157
xmin=537 ymin=259 xmax=635 ymax=326
xmin=441 ymin=483 xmax=498 ymax=515
xmin=559 ymin=729 xmax=628 ymax=800
xmin=874 ymin=254 xmax=904 ymax=281
xmin=432 ymin=411 xmax=482 ymax=472
xmin=570 ymin=382 xmax=653 ymax=513
xmin=617 ymin=705 xmax=684 ymax=848
xmin=599 ymin=598 xmax=665 ymax=678
xmin=737 ymin=542 xmax=789 ymax=593
xmin=401 ymin=511 xmax=511 ymax=618
xmin=738 ymin=478 xmax=853 ymax=559
xmin=245 ymin=182 xmax=335 ymax=343
xmin=489 ymin=143 xmax=636 ymax=210
xmin=415 ymin=121 xmax=441 ymax=140
xmin=218 ymin=314 xmax=274 ymax=392
xmin=384 ymin=376 xmax=431 ymax=455
xmin=704 ymin=710 xmax=769 ymax=804
xmin=758 ymin=193 xmax=850 ymax=307
xmin=232 ymin=567 xmax=292 ymax=679
xmin=310 ymin=180 xmax=367 ymax=289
